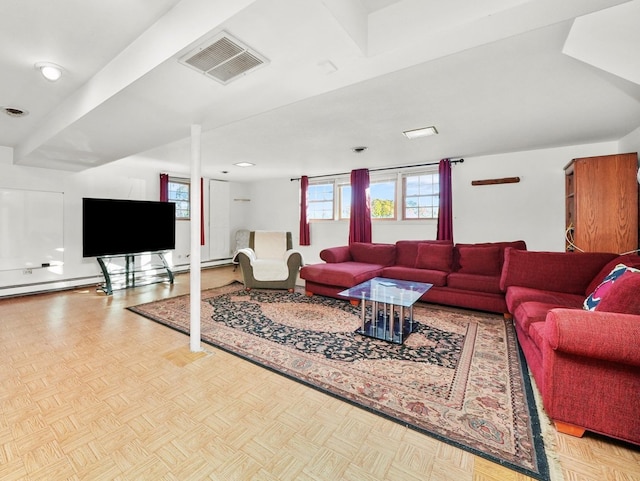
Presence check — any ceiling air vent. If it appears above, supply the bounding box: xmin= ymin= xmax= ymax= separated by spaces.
xmin=179 ymin=32 xmax=268 ymax=85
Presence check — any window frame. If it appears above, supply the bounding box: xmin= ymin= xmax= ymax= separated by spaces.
xmin=307 ymin=181 xmax=336 ymax=221
xmin=167 ymin=177 xmax=191 ymax=220
xmin=402 ymin=170 xmax=440 ymax=220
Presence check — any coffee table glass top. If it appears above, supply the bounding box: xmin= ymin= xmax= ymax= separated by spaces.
xmin=339 ymin=277 xmax=432 ymax=306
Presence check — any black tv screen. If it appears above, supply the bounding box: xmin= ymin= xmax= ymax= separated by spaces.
xmin=83 ymin=198 xmax=176 ymax=257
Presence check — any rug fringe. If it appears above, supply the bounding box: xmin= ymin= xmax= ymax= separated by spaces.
xmin=529 ymin=370 xmax=565 ymax=481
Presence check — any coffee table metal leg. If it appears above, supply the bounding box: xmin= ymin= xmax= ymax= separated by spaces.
xmin=376 ymin=302 xmax=389 ymax=339
xmin=409 ymin=305 xmax=414 ymax=333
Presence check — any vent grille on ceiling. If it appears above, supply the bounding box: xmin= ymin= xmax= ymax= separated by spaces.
xmin=179 ymin=32 xmax=267 ymax=85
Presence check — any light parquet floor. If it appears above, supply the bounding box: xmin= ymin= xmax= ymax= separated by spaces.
xmin=0 ymin=266 xmax=638 ymax=481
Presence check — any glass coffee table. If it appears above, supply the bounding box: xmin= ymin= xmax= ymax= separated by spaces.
xmin=339 ymin=277 xmax=432 ymax=344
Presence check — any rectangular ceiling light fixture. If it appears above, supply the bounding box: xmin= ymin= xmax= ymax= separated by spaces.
xmin=402 ymin=126 xmax=438 ymax=139
xmin=179 ymin=31 xmax=268 ymax=85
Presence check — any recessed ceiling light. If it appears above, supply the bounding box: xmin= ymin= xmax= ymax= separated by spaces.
xmin=234 ymin=162 xmax=255 ymax=167
xmin=402 ymin=126 xmax=438 ymax=139
xmin=35 ymin=62 xmax=63 ymax=82
xmin=2 ymin=107 xmax=29 ymax=117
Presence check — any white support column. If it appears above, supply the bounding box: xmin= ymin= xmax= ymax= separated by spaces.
xmin=190 ymin=124 xmax=202 ymax=352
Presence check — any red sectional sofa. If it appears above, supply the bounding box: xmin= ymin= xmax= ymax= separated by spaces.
xmin=300 ymin=239 xmax=527 ymax=314
xmin=302 ymin=241 xmax=640 ymax=445
xmin=500 ymin=249 xmax=640 ymax=445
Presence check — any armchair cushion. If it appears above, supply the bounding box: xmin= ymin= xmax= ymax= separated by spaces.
xmin=236 ymin=248 xmax=292 ymax=281
xmin=254 ymin=231 xmax=288 ymax=259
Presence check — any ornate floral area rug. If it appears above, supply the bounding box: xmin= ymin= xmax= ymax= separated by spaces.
xmin=129 ymin=283 xmax=552 ymax=480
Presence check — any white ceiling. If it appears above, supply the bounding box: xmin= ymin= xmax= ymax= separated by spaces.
xmin=2 ymin=0 xmax=639 ymax=182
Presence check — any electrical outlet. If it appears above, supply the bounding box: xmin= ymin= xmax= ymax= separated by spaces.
xmin=23 ymin=268 xmax=32 ymax=275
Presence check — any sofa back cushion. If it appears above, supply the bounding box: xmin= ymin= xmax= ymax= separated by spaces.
xmin=500 ymin=249 xmax=617 ymax=295
xmin=457 ymin=245 xmax=501 ymax=275
xmin=585 ymin=254 xmax=640 ymax=296
xmin=415 ymin=243 xmax=453 ymax=271
xmin=594 ymin=270 xmax=640 ymax=315
xmin=350 ymin=242 xmax=396 ymax=266
xmin=395 ymin=240 xmax=451 ymax=267
xmin=453 ymin=240 xmax=526 ymax=272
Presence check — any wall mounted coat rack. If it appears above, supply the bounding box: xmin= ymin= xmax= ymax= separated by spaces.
xmin=471 ymin=177 xmax=520 ymax=186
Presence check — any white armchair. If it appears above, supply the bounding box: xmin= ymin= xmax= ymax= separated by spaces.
xmin=233 ymin=231 xmax=303 ymax=291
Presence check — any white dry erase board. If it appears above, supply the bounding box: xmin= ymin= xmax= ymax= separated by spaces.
xmin=0 ymin=188 xmax=64 ymax=271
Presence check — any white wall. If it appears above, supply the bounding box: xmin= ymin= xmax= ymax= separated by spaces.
xmin=243 ymin=141 xmax=620 ymax=264
xmin=619 ymin=125 xmax=640 ymax=156
xmin=0 ymin=151 xmax=243 ymax=296
xmin=453 ymin=142 xmax=618 ymax=250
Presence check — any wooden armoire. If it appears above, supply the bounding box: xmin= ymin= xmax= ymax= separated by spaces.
xmin=564 ymin=152 xmax=639 ymax=254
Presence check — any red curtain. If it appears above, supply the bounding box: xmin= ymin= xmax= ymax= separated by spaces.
xmin=348 ymin=168 xmax=372 ymax=244
xmin=437 ymin=159 xmax=453 ymax=241
xmin=299 ymin=176 xmax=310 ymax=246
xmin=159 ymin=173 xmax=169 ymax=202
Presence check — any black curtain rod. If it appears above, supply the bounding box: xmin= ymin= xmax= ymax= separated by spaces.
xmin=290 ymin=158 xmax=464 ymax=181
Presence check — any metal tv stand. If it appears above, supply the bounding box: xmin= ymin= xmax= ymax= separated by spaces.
xmin=96 ymin=252 xmax=174 ymax=295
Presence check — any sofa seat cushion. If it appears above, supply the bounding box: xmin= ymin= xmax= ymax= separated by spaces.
xmin=513 ymin=301 xmax=567 ymax=333
xmin=528 ymin=320 xmax=547 ymax=352
xmin=381 ymin=266 xmax=448 ymax=286
xmin=300 ymin=262 xmax=383 ymax=287
xmin=446 ymin=272 xmax=501 ymax=294
xmin=505 ymin=286 xmax=584 ymax=313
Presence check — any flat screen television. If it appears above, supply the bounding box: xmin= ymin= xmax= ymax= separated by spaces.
xmin=82 ymin=198 xmax=176 ymax=257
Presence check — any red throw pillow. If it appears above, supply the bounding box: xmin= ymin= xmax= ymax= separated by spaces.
xmin=584 ymin=263 xmax=640 ymax=310
xmin=594 ymin=270 xmax=640 ymax=315
xmin=585 ymin=254 xmax=640 ymax=296
xmin=457 ymin=246 xmax=501 ymax=276
xmin=415 ymin=243 xmax=453 ymax=271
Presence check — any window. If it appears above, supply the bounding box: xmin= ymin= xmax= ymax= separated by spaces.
xmin=370 ymin=178 xmax=396 ymax=219
xmin=307 ymin=182 xmax=334 ymax=220
xmin=338 ymin=183 xmax=351 ymax=219
xmin=305 ymin=170 xmax=439 ymax=222
xmin=339 ymin=178 xmax=396 ymax=220
xmin=403 ymin=172 xmax=439 ymax=219
xmin=168 ymin=178 xmax=190 ymax=219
